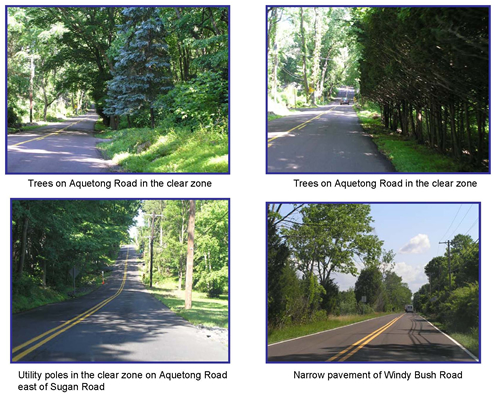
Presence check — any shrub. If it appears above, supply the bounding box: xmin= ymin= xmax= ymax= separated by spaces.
xmin=165 ymin=71 xmax=228 ymax=126
xmin=440 ymin=282 xmax=479 ymax=332
xmin=8 ymin=106 xmax=21 ymax=126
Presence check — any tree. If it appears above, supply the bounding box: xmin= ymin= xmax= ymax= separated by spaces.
xmin=184 ymin=200 xmax=196 ymax=309
xmin=354 ymin=266 xmax=383 ymax=309
xmin=105 ymin=7 xmax=172 ymax=128
xmin=353 ymin=7 xmax=489 ymax=165
xmin=12 ymin=200 xmax=140 ymax=312
xmin=383 ymin=271 xmax=412 ymax=311
xmin=267 ymin=209 xmax=291 ymax=327
xmin=285 ymin=203 xmax=383 ymax=287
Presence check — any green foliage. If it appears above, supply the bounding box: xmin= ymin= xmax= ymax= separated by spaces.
xmin=138 ymin=200 xmax=228 ymax=304
xmin=105 ymin=7 xmax=172 ymax=127
xmin=353 ymin=7 xmax=489 ymax=165
xmin=415 ymin=234 xmax=479 ymax=334
xmin=268 ymin=7 xmax=357 ymax=106
xmin=354 ymin=266 xmax=383 ymax=309
xmin=12 ymin=200 xmax=139 ymax=301
xmin=440 ymin=283 xmax=479 ymax=332
xmin=284 ymin=203 xmax=383 ymax=288
xmin=12 ymin=200 xmax=138 ymax=312
xmin=166 ymin=71 xmax=228 ymax=126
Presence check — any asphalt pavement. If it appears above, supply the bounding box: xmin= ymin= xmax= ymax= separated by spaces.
xmin=267 ymin=100 xmax=395 ymax=173
xmin=7 ymin=111 xmax=113 ymax=174
xmin=12 ymin=246 xmax=228 ymax=362
xmin=267 ymin=313 xmax=477 ymax=362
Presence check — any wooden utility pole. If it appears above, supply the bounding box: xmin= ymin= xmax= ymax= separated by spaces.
xmin=145 ymin=212 xmax=163 ymax=288
xmin=185 ymin=200 xmax=196 ymax=310
xmin=439 ymin=240 xmax=452 ymax=290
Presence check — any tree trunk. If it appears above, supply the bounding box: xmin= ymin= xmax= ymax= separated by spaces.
xmin=29 ymin=54 xmax=34 ymax=123
xmin=18 ymin=215 xmax=29 ymax=275
xmin=184 ymin=200 xmax=196 ymax=310
xmin=299 ymin=8 xmax=310 ymax=104
xmin=150 ymin=107 xmax=155 ymax=129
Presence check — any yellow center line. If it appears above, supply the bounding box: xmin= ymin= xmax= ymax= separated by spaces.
xmin=9 ymin=120 xmax=81 ymax=147
xmin=267 ymin=105 xmax=338 ymax=144
xmin=326 ymin=314 xmax=405 ymax=362
xmin=12 ymin=249 xmax=129 ymax=362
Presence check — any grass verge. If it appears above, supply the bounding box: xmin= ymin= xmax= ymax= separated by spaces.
xmin=96 ymin=122 xmax=228 ymax=173
xmin=268 ymin=312 xmax=396 ymax=345
xmin=145 ymin=276 xmax=228 ymax=328
xmin=8 ymin=123 xmax=48 ymax=134
xmin=423 ymin=317 xmax=479 ymax=357
xmin=268 ymin=113 xmax=284 ymax=122
xmin=355 ymin=103 xmax=473 ymax=172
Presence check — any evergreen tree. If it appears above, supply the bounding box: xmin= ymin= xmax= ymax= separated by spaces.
xmin=105 ymin=7 xmax=172 ymax=128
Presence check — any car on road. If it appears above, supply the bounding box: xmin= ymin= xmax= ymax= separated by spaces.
xmin=340 ymin=97 xmax=349 ymax=105
xmin=405 ymin=305 xmax=414 ymax=313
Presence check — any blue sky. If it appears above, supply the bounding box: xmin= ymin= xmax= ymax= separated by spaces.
xmin=273 ymin=203 xmax=480 ymax=293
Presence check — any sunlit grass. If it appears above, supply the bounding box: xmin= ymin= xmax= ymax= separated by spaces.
xmin=96 ymin=122 xmax=228 ymax=173
xmin=355 ymin=104 xmax=472 ymax=172
xmin=8 ymin=123 xmax=48 ymax=134
xmin=146 ymin=276 xmax=228 ymax=328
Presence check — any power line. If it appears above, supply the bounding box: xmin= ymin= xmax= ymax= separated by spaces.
xmin=464 ymin=218 xmax=479 ymax=236
xmin=447 ymin=204 xmax=473 ymax=240
xmin=439 ymin=204 xmax=462 ymax=243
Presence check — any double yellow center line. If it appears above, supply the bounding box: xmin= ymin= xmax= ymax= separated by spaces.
xmin=327 ymin=313 xmax=405 ymax=362
xmin=10 ymin=120 xmax=81 ymax=147
xmin=12 ymin=249 xmax=129 ymax=362
xmin=268 ymin=105 xmax=338 ymax=146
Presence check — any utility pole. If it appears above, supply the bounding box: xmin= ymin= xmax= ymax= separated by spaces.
xmin=145 ymin=212 xmax=164 ymax=288
xmin=439 ymin=240 xmax=452 ymax=290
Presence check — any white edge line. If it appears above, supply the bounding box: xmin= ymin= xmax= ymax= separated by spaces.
xmin=419 ymin=314 xmax=479 ymax=362
xmin=268 ymin=313 xmax=402 ymax=347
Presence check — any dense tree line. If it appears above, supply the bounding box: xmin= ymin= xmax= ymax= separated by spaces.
xmin=12 ymin=200 xmax=139 ymax=312
xmin=137 ymin=200 xmax=228 ymax=298
xmin=8 ymin=7 xmax=228 ymax=131
xmin=354 ymin=7 xmax=489 ymax=167
xmin=267 ymin=204 xmax=411 ymax=330
xmin=413 ymin=234 xmax=479 ymax=332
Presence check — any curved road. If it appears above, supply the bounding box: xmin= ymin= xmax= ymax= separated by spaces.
xmin=12 ymin=246 xmax=228 ymax=362
xmin=267 ymin=313 xmax=477 ymax=362
xmin=7 ymin=111 xmax=113 ymax=174
xmin=267 ymin=102 xmax=395 ymax=173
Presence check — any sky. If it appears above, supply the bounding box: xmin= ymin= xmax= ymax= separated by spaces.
xmin=272 ymin=203 xmax=480 ymax=293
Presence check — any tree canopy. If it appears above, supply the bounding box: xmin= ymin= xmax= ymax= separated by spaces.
xmin=267 ymin=203 xmax=411 ymax=330
xmin=8 ymin=6 xmax=228 ymax=131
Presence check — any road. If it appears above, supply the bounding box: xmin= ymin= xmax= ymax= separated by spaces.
xmin=7 ymin=111 xmax=113 ymax=174
xmin=11 ymin=246 xmax=228 ymax=362
xmin=267 ymin=313 xmax=477 ymax=362
xmin=267 ymin=97 xmax=395 ymax=173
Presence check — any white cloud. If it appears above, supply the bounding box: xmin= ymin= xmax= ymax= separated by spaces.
xmin=399 ymin=234 xmax=430 ymax=254
xmin=394 ymin=262 xmax=428 ymax=292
